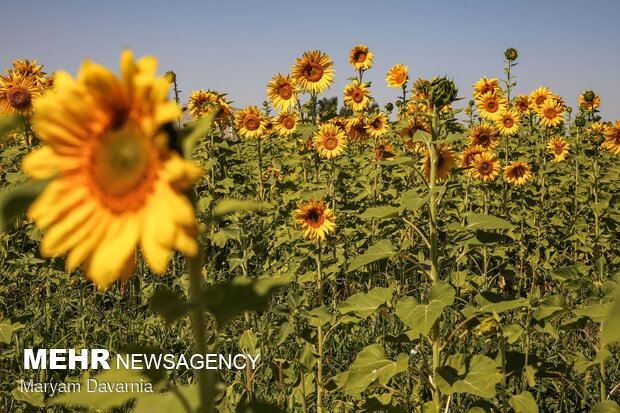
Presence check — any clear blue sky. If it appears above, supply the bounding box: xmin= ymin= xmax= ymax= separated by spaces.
xmin=2 ymin=0 xmax=619 ymax=119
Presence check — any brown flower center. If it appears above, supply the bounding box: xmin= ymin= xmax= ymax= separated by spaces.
xmin=306 ymin=208 xmax=325 ymax=227
xmin=323 ymin=135 xmax=339 ymax=150
xmin=282 ymin=116 xmax=295 ymax=130
xmin=7 ymin=86 xmax=32 ymax=110
xmin=544 ymin=108 xmax=557 ymax=119
xmin=511 ymin=165 xmax=524 ymax=177
xmin=536 ymin=96 xmax=547 ymax=106
xmin=303 ymin=62 xmax=324 ymax=82
xmin=503 ymin=118 xmax=514 ymax=128
xmin=395 ymin=72 xmax=406 ymax=85
xmin=244 ymin=114 xmax=260 ymax=131
xmin=278 ymin=84 xmax=293 ymax=100
xmin=479 ymin=161 xmax=492 ymax=173
xmin=485 ymin=100 xmax=498 ymax=112
xmin=354 ymin=51 xmax=367 ymax=63
xmin=478 ymin=133 xmax=490 ymax=145
xmin=352 ymin=89 xmax=365 ymax=103
xmin=554 ymin=148 xmax=563 ymax=155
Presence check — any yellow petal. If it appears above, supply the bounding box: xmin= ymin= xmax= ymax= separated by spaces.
xmin=22 ymin=147 xmax=63 ymax=180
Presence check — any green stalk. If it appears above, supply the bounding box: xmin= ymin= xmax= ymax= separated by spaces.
xmin=316 ymin=238 xmax=325 ymax=412
xmin=257 ymin=138 xmax=264 ymax=200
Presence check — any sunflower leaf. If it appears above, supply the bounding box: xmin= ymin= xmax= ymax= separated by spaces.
xmin=0 ymin=179 xmax=50 ymax=232
xmin=180 ymin=109 xmax=218 ymax=158
xmin=347 ymin=239 xmax=398 ymax=272
xmin=212 ymin=198 xmax=263 ymax=220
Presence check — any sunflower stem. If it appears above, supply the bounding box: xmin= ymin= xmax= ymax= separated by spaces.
xmin=257 ymin=138 xmax=264 ymax=200
xmin=316 ymin=238 xmax=325 ymax=412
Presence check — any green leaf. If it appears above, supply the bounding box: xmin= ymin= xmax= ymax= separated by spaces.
xmin=341 ymin=344 xmax=408 ymax=398
xmin=435 ymin=354 xmax=501 ymax=399
xmin=400 ymin=190 xmax=428 ymax=213
xmin=348 ymin=239 xmax=398 ymax=272
xmin=591 ymin=401 xmax=620 ymax=413
xmin=0 ymin=115 xmax=25 ymax=142
xmin=430 ymin=282 xmax=456 ymax=306
xmin=412 ymin=129 xmax=432 ymax=144
xmin=337 ymin=287 xmax=394 ymax=319
xmin=181 ymin=110 xmax=217 ymax=157
xmin=395 ymin=298 xmax=445 ymax=336
xmin=509 ymin=391 xmax=539 ymax=413
xmin=359 ymin=205 xmax=400 ymax=219
xmin=602 ymin=289 xmax=620 ymax=346
xmin=0 ymin=319 xmax=24 ymax=344
xmin=475 ymin=293 xmax=530 ymax=314
xmin=133 ymin=383 xmax=199 ymax=413
xmin=574 ymin=303 xmax=613 ymax=323
xmin=0 ymin=179 xmax=50 ymax=232
xmin=11 ymin=384 xmax=45 ymax=407
xmin=465 ymin=213 xmax=514 ymax=231
xmin=212 ymin=198 xmax=263 ymax=220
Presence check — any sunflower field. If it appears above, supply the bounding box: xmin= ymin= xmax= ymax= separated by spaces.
xmin=1 ymin=46 xmax=620 ymax=413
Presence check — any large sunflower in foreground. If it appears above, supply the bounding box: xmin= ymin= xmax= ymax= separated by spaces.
xmin=472 ymin=77 xmax=499 ymax=98
xmin=294 ymin=199 xmax=335 ymax=240
xmin=537 ymin=99 xmax=564 ymax=127
xmin=267 ymin=73 xmax=298 ymax=111
xmin=22 ymin=50 xmax=202 ymax=289
xmin=187 ymin=89 xmax=233 ymax=126
xmin=602 ymin=120 xmax=620 ymax=156
xmin=274 ymin=111 xmax=299 ymax=136
xmin=471 ymin=152 xmax=500 ymax=182
xmin=291 ymin=50 xmax=335 ymax=95
xmin=547 ymin=137 xmax=570 ymax=162
xmin=314 ymin=123 xmax=347 ymax=159
xmin=504 ymin=161 xmax=531 ymax=185
xmin=349 ymin=45 xmax=374 ymax=71
xmin=468 ymin=123 xmax=499 ymax=149
xmin=386 ymin=64 xmax=408 ymax=89
xmin=477 ymin=91 xmax=507 ymax=121
xmin=495 ymin=108 xmax=521 ymax=136
xmin=235 ymin=105 xmax=267 ymax=139
xmin=343 ymin=80 xmax=370 ymax=113
xmin=0 ymin=73 xmax=42 ymax=115
xmin=422 ymin=144 xmax=456 ymax=182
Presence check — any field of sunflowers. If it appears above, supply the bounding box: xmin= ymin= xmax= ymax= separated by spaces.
xmin=1 ymin=45 xmax=620 ymax=413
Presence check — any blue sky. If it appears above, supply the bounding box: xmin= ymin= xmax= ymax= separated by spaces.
xmin=2 ymin=0 xmax=619 ymax=119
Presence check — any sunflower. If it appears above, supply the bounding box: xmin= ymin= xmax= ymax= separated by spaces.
xmin=349 ymin=45 xmax=374 ymax=71
xmin=513 ymin=94 xmax=532 ymax=115
xmin=7 ymin=58 xmax=49 ymax=88
xmin=495 ymin=108 xmax=521 ymax=136
xmin=291 ymin=49 xmax=335 ymax=95
xmin=263 ymin=118 xmax=275 ymax=136
xmin=504 ymin=161 xmax=531 ymax=185
xmin=471 ymin=152 xmax=500 ymax=182
xmin=328 ymin=116 xmax=348 ymax=133
xmin=372 ymin=140 xmax=396 ymax=161
xmin=235 ymin=105 xmax=267 ymax=139
xmin=267 ymin=73 xmax=298 ymax=111
xmin=404 ymin=100 xmax=430 ymax=117
xmin=461 ymin=145 xmax=485 ymax=172
xmin=546 ymin=137 xmax=570 ymax=162
xmin=468 ymin=123 xmax=500 ymax=149
xmin=587 ymin=122 xmax=608 ymax=147
xmin=412 ymin=78 xmax=430 ymax=99
xmin=188 ymin=90 xmax=233 ymax=126
xmin=530 ymin=87 xmax=553 ymax=107
xmin=21 ymin=50 xmax=202 ymax=289
xmin=314 ymin=123 xmax=347 ymax=158
xmin=421 ymin=144 xmax=456 ymax=182
xmin=343 ymin=80 xmax=370 ymax=113
xmin=477 ymin=91 xmax=507 ymax=121
xmin=400 ymin=118 xmax=429 ymax=153
xmin=602 ymin=120 xmax=620 ymax=156
xmin=579 ymin=91 xmax=601 ymax=111
xmin=0 ymin=72 xmax=42 ymax=115
xmin=386 ymin=64 xmax=408 ymax=89
xmin=472 ymin=77 xmax=499 ymax=98
xmin=366 ymin=112 xmax=389 ymax=138
xmin=346 ymin=116 xmax=371 ymax=143
xmin=537 ymin=99 xmax=564 ymax=127
xmin=294 ymin=199 xmax=335 ymax=241
xmin=274 ymin=111 xmax=299 ymax=136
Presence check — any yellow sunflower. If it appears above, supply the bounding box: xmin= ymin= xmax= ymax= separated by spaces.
xmin=537 ymin=99 xmax=564 ymax=127
xmin=602 ymin=120 xmax=620 ymax=156
xmin=343 ymin=80 xmax=370 ymax=113
xmin=236 ymin=105 xmax=267 ymax=139
xmin=0 ymin=72 xmax=42 ymax=115
xmin=294 ymin=199 xmax=335 ymax=240
xmin=349 ymin=45 xmax=374 ymax=71
xmin=495 ymin=108 xmax=521 ymax=136
xmin=267 ymin=73 xmax=298 ymax=111
xmin=314 ymin=123 xmax=347 ymax=158
xmin=422 ymin=144 xmax=456 ymax=182
xmin=372 ymin=140 xmax=396 ymax=161
xmin=7 ymin=58 xmax=49 ymax=88
xmin=291 ymin=49 xmax=335 ymax=95
xmin=530 ymin=86 xmax=553 ymax=107
xmin=587 ymin=122 xmax=608 ymax=146
xmin=504 ymin=161 xmax=531 ymax=185
xmin=187 ymin=90 xmax=233 ymax=126
xmin=472 ymin=77 xmax=499 ymax=98
xmin=412 ymin=78 xmax=430 ymax=100
xmin=400 ymin=118 xmax=429 ymax=153
xmin=366 ymin=112 xmax=389 ymax=138
xmin=461 ymin=145 xmax=485 ymax=173
xmin=21 ymin=50 xmax=202 ymax=289
xmin=274 ymin=111 xmax=299 ymax=136
xmin=579 ymin=91 xmax=601 ymax=111
xmin=468 ymin=123 xmax=500 ymax=149
xmin=404 ymin=100 xmax=430 ymax=117
xmin=471 ymin=152 xmax=501 ymax=182
xmin=328 ymin=116 xmax=348 ymax=133
xmin=546 ymin=137 xmax=570 ymax=162
xmin=514 ymin=94 xmax=532 ymax=115
xmin=477 ymin=91 xmax=507 ymax=121
xmin=346 ymin=116 xmax=371 ymax=143
xmin=386 ymin=64 xmax=408 ymax=89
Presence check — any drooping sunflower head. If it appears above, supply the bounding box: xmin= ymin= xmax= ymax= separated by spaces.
xmin=514 ymin=94 xmax=532 ymax=115
xmin=274 ymin=111 xmax=299 ymax=136
xmin=291 ymin=49 xmax=335 ymax=95
xmin=602 ymin=120 xmax=620 ymax=156
xmin=22 ymin=50 xmax=202 ymax=289
xmin=187 ymin=90 xmax=233 ymax=126
xmin=472 ymin=77 xmax=499 ymax=98
xmin=343 ymin=80 xmax=370 ymax=113
xmin=236 ymin=105 xmax=267 ymax=139
xmin=421 ymin=144 xmax=456 ymax=182
xmin=476 ymin=91 xmax=507 ymax=121
xmin=0 ymin=72 xmax=42 ymax=115
xmin=412 ymin=78 xmax=430 ymax=99
xmin=468 ymin=123 xmax=500 ymax=149
xmin=530 ymin=86 xmax=553 ymax=107
xmin=495 ymin=108 xmax=521 ymax=136
xmin=365 ymin=112 xmax=389 ymax=138
xmin=349 ymin=45 xmax=374 ymax=71
xmin=346 ymin=116 xmax=371 ymax=143
xmin=7 ymin=58 xmax=49 ymax=88
xmin=537 ymin=98 xmax=564 ymax=127
xmin=267 ymin=73 xmax=298 ymax=111
xmin=386 ymin=64 xmax=408 ymax=89
xmin=579 ymin=90 xmax=601 ymax=111
xmin=461 ymin=145 xmax=485 ymax=172
xmin=294 ymin=199 xmax=335 ymax=241
xmin=471 ymin=151 xmax=501 ymax=182
xmin=546 ymin=137 xmax=570 ymax=162
xmin=504 ymin=161 xmax=531 ymax=185
xmin=586 ymin=122 xmax=608 ymax=147
xmin=372 ymin=140 xmax=396 ymax=161
xmin=314 ymin=123 xmax=347 ymax=159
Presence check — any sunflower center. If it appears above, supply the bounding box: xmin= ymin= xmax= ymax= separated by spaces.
xmin=554 ymin=148 xmax=563 ymax=155
xmin=478 ymin=133 xmax=490 ymax=144
xmin=485 ymin=100 xmax=498 ymax=112
xmin=244 ymin=114 xmax=260 ymax=131
xmin=352 ymin=89 xmax=364 ymax=103
xmin=480 ymin=161 xmax=491 ymax=173
xmin=536 ymin=96 xmax=547 ymax=106
xmin=544 ymin=108 xmax=557 ymax=119
xmin=283 ymin=116 xmax=295 ymax=129
xmin=323 ymin=135 xmax=339 ymax=150
xmin=395 ymin=73 xmax=406 ymax=84
xmin=278 ymin=84 xmax=293 ymax=100
xmin=512 ymin=166 xmax=524 ymax=176
xmin=306 ymin=208 xmax=325 ymax=227
xmin=6 ymin=86 xmax=32 ymax=110
xmin=304 ymin=62 xmax=324 ymax=82
xmin=503 ymin=118 xmax=514 ymax=128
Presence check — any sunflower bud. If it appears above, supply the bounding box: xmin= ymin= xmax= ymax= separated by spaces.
xmin=575 ymin=115 xmax=586 ymax=128
xmin=427 ymin=77 xmax=458 ymax=109
xmin=566 ymin=106 xmax=573 ymax=114
xmin=582 ymin=90 xmax=596 ymax=103
xmin=477 ymin=317 xmax=500 ymax=336
xmin=504 ymin=47 xmax=519 ymax=61
xmin=164 ymin=70 xmax=176 ymax=84
xmin=385 ymin=102 xmax=394 ymax=113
